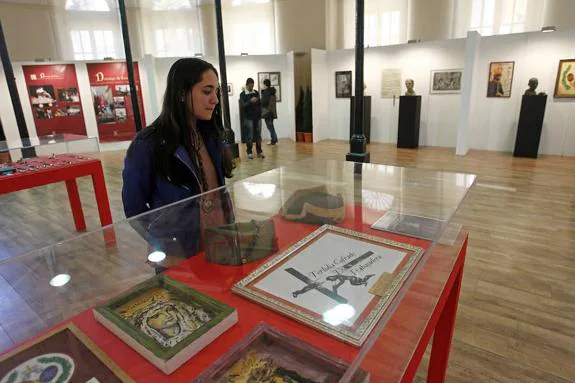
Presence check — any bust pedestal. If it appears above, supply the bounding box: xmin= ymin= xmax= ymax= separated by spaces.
xmin=397 ymin=96 xmax=421 ymax=149
xmin=513 ymin=95 xmax=547 ymax=158
xmin=349 ymin=96 xmax=371 ymax=144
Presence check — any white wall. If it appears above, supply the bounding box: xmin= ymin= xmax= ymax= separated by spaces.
xmin=311 ymin=49 xmax=329 ymax=142
xmin=317 ymin=38 xmax=465 ymax=147
xmin=468 ymin=29 xmax=575 ymax=156
xmin=153 ymin=54 xmax=296 ymax=143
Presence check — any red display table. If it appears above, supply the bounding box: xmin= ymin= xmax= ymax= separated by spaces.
xmin=0 ymin=154 xmax=113 ymax=232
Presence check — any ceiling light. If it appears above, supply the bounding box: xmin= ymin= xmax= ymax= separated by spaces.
xmin=541 ymin=26 xmax=556 ymax=33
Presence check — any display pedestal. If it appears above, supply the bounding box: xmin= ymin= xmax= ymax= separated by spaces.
xmin=350 ymin=96 xmax=371 ymax=144
xmin=397 ymin=96 xmax=421 ymax=149
xmin=514 ymin=95 xmax=547 ymax=158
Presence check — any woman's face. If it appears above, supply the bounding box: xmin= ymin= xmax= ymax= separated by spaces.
xmin=187 ymin=69 xmax=219 ymax=121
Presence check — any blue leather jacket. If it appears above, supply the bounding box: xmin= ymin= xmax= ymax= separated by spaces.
xmin=122 ymin=124 xmax=230 ymax=257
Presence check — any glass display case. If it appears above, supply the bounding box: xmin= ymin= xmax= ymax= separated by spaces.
xmin=0 ymin=133 xmax=99 ymax=162
xmin=0 ymin=159 xmax=476 ymax=382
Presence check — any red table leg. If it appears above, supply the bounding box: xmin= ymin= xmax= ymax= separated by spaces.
xmin=91 ymin=165 xmax=116 ymax=246
xmin=427 ymin=264 xmax=464 ymax=382
xmin=91 ymin=166 xmax=113 ymax=227
xmin=65 ymin=179 xmax=87 ymax=232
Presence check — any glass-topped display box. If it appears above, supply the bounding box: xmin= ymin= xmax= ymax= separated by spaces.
xmin=0 ymin=159 xmax=476 ymax=382
xmin=0 ymin=133 xmax=99 ymax=162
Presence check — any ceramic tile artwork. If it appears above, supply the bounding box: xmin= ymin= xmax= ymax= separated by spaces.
xmin=116 ymin=287 xmax=213 ymax=349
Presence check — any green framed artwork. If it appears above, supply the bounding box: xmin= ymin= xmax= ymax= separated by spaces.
xmin=554 ymin=59 xmax=575 ymax=98
xmin=93 ymin=274 xmax=238 ymax=375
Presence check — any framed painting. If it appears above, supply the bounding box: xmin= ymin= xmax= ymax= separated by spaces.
xmin=197 ymin=323 xmax=370 ymax=382
xmin=257 ymin=72 xmax=281 ymax=102
xmin=554 ymin=59 xmax=575 ymax=98
xmin=0 ymin=324 xmax=132 ymax=382
xmin=487 ymin=61 xmax=515 ymax=97
xmin=232 ymin=225 xmax=425 ymax=346
xmin=335 ymin=71 xmax=352 ymax=98
xmin=93 ymin=274 xmax=238 ymax=375
xmin=430 ymin=69 xmax=463 ymax=94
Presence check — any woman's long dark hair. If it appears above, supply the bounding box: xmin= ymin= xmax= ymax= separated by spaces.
xmin=150 ymin=58 xmax=234 ymax=189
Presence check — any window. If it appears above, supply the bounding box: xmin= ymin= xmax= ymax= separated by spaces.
xmin=455 ymin=0 xmax=543 ymax=38
xmin=140 ymin=0 xmax=202 ymax=57
xmin=343 ymin=0 xmax=408 ymax=48
xmin=65 ymin=0 xmax=110 ymax=11
xmin=152 ymin=0 xmax=192 ymax=11
xmin=222 ymin=0 xmax=276 ymax=55
xmin=71 ymin=30 xmax=116 ymax=60
xmin=154 ymin=28 xmax=197 ymax=57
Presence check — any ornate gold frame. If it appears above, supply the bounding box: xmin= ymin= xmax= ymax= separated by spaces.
xmin=232 ymin=225 xmax=425 ymax=346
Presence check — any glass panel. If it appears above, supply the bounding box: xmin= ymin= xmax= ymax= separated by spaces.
xmin=0 ymin=159 xmax=476 ymax=381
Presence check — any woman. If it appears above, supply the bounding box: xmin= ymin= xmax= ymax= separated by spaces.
xmin=122 ymin=58 xmax=234 ymax=259
xmin=260 ymin=79 xmax=278 ymax=145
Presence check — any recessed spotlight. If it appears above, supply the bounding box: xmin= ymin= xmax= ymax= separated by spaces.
xmin=240 ymin=52 xmax=248 ymax=56
xmin=194 ymin=53 xmax=203 ymax=57
xmin=541 ymin=26 xmax=556 ymax=33
xmin=49 ymin=274 xmax=71 ymax=287
xmin=148 ymin=251 xmax=166 ymax=263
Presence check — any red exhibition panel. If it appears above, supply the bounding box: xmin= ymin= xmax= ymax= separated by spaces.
xmin=86 ymin=62 xmax=146 ymax=143
xmin=22 ymin=64 xmax=87 ymax=136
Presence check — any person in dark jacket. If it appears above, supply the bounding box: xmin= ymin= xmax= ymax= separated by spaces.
xmin=239 ymin=78 xmax=265 ymax=159
xmin=122 ymin=58 xmax=235 ymax=264
xmin=260 ymin=79 xmax=278 ymax=145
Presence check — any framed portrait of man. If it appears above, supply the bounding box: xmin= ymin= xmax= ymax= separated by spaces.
xmin=487 ymin=61 xmax=515 ymax=98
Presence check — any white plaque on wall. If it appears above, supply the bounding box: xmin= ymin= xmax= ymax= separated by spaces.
xmin=381 ymin=69 xmax=402 ymax=99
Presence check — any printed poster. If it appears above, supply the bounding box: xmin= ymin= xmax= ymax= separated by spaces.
xmin=86 ymin=62 xmax=146 ymax=142
xmin=22 ymin=64 xmax=87 ymax=137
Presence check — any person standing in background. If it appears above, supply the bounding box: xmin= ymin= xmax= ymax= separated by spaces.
xmin=261 ymin=79 xmax=278 ymax=145
xmin=239 ymin=78 xmax=265 ymax=159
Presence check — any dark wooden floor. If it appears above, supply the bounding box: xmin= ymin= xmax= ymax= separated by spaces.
xmin=1 ymin=140 xmax=574 ymax=382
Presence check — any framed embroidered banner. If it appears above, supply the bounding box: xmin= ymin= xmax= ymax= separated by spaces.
xmin=197 ymin=323 xmax=370 ymax=382
xmin=0 ymin=324 xmax=132 ymax=382
xmin=232 ymin=225 xmax=425 ymax=346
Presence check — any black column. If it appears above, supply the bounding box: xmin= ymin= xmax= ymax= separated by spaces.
xmin=0 ymin=21 xmax=36 ymax=157
xmin=214 ymin=0 xmax=239 ymax=159
xmin=117 ymin=0 xmax=143 ymax=132
xmin=346 ymin=0 xmax=370 ymax=163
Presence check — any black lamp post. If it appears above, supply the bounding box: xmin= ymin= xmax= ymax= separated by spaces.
xmin=346 ymin=0 xmax=370 ymax=163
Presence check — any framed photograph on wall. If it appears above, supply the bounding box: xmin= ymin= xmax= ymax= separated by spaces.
xmin=430 ymin=69 xmax=463 ymax=94
xmin=554 ymin=59 xmax=575 ymax=98
xmin=258 ymin=72 xmax=281 ymax=102
xmin=232 ymin=225 xmax=425 ymax=346
xmin=335 ymin=71 xmax=352 ymax=98
xmin=486 ymin=61 xmax=515 ymax=98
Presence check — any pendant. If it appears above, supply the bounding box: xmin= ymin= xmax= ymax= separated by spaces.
xmin=202 ymin=198 xmax=214 ymax=214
